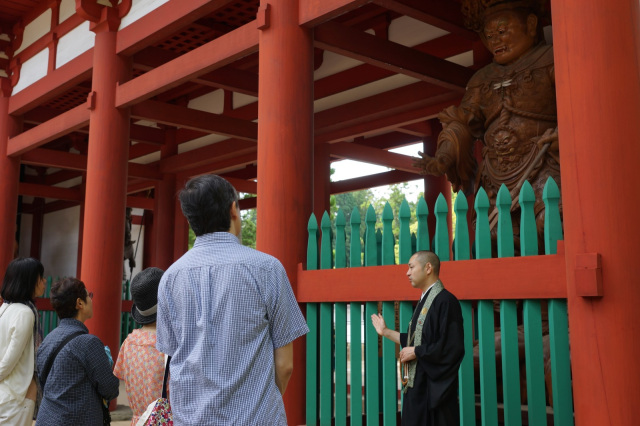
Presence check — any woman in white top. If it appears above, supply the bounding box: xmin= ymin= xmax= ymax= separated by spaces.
xmin=0 ymin=258 xmax=46 ymax=425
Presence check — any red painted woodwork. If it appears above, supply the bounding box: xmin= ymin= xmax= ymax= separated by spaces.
xmin=0 ymin=95 xmax=21 ymax=272
xmin=35 ymin=297 xmax=133 ymax=314
xmin=331 ymin=170 xmax=420 ymax=194
xmin=297 ymin=252 xmax=567 ymax=302
xmin=299 ymin=0 xmax=371 ymax=27
xmin=552 ymin=0 xmax=640 ymax=423
xmin=154 ymin=127 xmax=177 ymax=270
xmin=329 ymin=141 xmax=418 ymax=173
xmin=314 ymin=142 xmax=332 ymax=224
xmin=116 ymin=21 xmax=259 ymax=108
xmin=257 ymin=1 xmax=313 ymax=422
xmin=81 ymin=24 xmax=131 ymax=368
xmin=314 ymin=21 xmax=472 ymax=91
xmin=18 ymin=182 xmax=82 ymax=201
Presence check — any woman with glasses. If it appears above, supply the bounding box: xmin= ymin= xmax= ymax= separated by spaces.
xmin=35 ymin=278 xmax=119 ymax=425
xmin=0 ymin=257 xmax=46 ymax=425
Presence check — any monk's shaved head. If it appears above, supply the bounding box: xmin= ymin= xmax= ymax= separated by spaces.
xmin=413 ymin=250 xmax=440 ymax=275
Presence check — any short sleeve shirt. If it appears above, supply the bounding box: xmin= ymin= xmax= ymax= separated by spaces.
xmin=156 ymin=232 xmax=309 ymax=425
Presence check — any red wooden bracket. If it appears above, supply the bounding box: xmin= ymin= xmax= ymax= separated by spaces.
xmin=257 ymin=3 xmax=271 ymax=30
xmin=575 ymin=252 xmax=603 ymax=297
xmin=87 ymin=91 xmax=96 ymax=110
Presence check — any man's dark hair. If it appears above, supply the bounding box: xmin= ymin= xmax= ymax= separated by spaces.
xmin=1 ymin=257 xmax=44 ymax=304
xmin=414 ymin=250 xmax=441 ymax=275
xmin=179 ymin=174 xmax=238 ymax=236
xmin=51 ymin=277 xmax=88 ymax=319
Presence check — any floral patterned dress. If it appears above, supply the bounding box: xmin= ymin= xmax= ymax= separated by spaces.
xmin=114 ymin=328 xmax=166 ymax=425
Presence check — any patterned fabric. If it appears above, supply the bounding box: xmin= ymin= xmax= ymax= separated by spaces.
xmin=114 ymin=329 xmax=165 ymax=426
xmin=138 ymin=398 xmax=172 ymax=425
xmin=35 ymin=318 xmax=119 ymax=426
xmin=157 ymin=232 xmax=309 ymax=425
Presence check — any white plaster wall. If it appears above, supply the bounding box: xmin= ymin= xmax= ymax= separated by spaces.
xmin=59 ymin=0 xmax=76 ymax=23
xmin=40 ymin=206 xmax=80 ymax=279
xmin=125 ymin=209 xmax=146 ymax=282
xmin=120 ymin=0 xmax=171 ymax=29
xmin=56 ymin=21 xmax=95 ymax=69
xmin=13 ymin=49 xmax=49 ymax=94
xmin=14 ymin=9 xmax=51 ymax=55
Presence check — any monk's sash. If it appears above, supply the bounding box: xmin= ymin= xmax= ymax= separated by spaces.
xmin=403 ymin=280 xmax=444 ymax=393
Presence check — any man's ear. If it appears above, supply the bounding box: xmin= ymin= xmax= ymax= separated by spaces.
xmin=526 ymin=14 xmax=538 ymax=38
xmin=230 ymin=201 xmax=240 ymax=220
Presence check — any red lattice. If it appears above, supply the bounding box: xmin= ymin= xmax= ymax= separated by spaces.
xmin=42 ymin=86 xmax=91 ymax=111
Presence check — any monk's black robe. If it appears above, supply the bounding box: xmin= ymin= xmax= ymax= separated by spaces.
xmin=399 ymin=287 xmax=465 ymax=426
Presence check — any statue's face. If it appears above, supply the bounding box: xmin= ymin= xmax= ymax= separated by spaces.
xmin=482 ymin=10 xmax=537 ymax=65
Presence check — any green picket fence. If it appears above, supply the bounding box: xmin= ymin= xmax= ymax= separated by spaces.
xmin=305 ymin=179 xmax=574 ymax=426
xmin=38 ymin=278 xmax=139 ymax=345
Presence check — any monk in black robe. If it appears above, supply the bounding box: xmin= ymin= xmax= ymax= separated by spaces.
xmin=372 ymin=251 xmax=465 ymax=425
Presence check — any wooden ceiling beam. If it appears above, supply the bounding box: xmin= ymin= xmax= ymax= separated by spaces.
xmin=117 ymin=0 xmax=238 ymax=56
xmin=21 ymin=148 xmax=161 ymax=180
xmin=314 ymin=21 xmax=473 ymax=91
xmin=116 ymin=21 xmax=259 ymax=108
xmin=329 ymin=141 xmax=418 ymax=173
xmin=330 ymin=170 xmax=421 ymax=194
xmin=299 ymin=0 xmax=371 ymax=27
xmin=8 ymin=103 xmax=90 ymax=156
xmin=160 ymin=138 xmax=256 ymax=174
xmin=19 ymin=183 xmax=83 ymax=202
xmin=131 ymin=100 xmax=257 ymax=141
xmin=371 ymin=0 xmax=475 ymax=39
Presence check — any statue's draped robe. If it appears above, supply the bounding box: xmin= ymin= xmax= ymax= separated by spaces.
xmin=439 ymin=43 xmax=560 ymax=221
xmin=399 ymin=287 xmax=465 ymax=426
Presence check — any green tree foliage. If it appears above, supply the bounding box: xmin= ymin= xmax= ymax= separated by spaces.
xmin=240 ymin=206 xmax=257 ymax=249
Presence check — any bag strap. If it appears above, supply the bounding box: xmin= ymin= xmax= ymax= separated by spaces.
xmin=40 ymin=331 xmax=85 ymax=388
xmin=161 ymin=356 xmax=171 ymax=399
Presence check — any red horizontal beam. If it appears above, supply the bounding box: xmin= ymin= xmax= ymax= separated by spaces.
xmin=225 ymin=177 xmax=257 ymax=194
xmin=297 ymin=253 xmax=567 ymax=302
xmin=9 ymin=50 xmax=93 ymax=115
xmin=330 ymin=170 xmax=420 ymax=194
xmin=116 ymin=21 xmax=259 ymax=108
xmin=18 ymin=183 xmax=83 ymax=202
xmin=299 ymin=0 xmax=371 ymax=27
xmin=8 ymin=104 xmax=90 ymax=156
xmin=117 ymin=0 xmax=237 ymax=56
xmin=127 ymin=196 xmax=154 ymax=210
xmin=131 ymin=100 xmax=257 ymax=141
xmin=371 ymin=0 xmax=475 ymax=39
xmin=160 ymin=138 xmax=256 ymax=174
xmin=329 ymin=141 xmax=418 ymax=172
xmin=314 ymin=21 xmax=473 ymax=91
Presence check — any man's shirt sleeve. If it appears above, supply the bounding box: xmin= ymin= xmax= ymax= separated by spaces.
xmin=265 ymin=260 xmax=309 ymax=349
xmin=156 ymin=275 xmax=177 ymax=355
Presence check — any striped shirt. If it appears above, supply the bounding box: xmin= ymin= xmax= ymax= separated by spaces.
xmin=157 ymin=232 xmax=309 ymax=425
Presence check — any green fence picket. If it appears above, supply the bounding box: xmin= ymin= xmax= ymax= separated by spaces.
xmin=350 ymin=208 xmax=362 ymax=268
xmin=500 ymin=300 xmax=522 ymax=426
xmin=306 ymin=214 xmax=319 ymax=426
xmin=416 ymin=197 xmax=430 ymax=251
xmin=364 ymin=301 xmax=380 ymax=426
xmin=382 ymin=203 xmax=395 ymax=266
xmin=398 ymin=199 xmax=412 ymax=263
xmin=336 ymin=210 xmax=347 ymax=269
xmin=519 ymin=181 xmax=538 ymax=256
xmin=350 ymin=303 xmax=363 ymax=426
xmin=320 ymin=212 xmax=333 ymax=425
xmin=434 ymin=193 xmax=449 ymax=260
xmin=549 ymin=299 xmax=574 ymax=426
xmin=543 ymin=178 xmax=563 ymax=255
xmin=334 ymin=210 xmax=348 ymax=425
xmin=381 ymin=301 xmax=396 ymax=425
xmin=364 ymin=206 xmax=377 ymax=268
xmin=523 ymin=300 xmax=547 ymax=425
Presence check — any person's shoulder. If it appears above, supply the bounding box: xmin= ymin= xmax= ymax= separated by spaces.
xmin=436 ymin=287 xmax=461 ymax=303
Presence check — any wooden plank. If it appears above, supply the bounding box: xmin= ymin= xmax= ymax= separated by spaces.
xmin=335 ymin=302 xmax=348 ymax=425
xmin=500 ymin=300 xmax=522 ymax=426
xmin=381 ymin=301 xmax=396 ymax=425
xmin=416 ymin=197 xmax=430 ymax=251
xmin=458 ymin=301 xmax=476 ymax=425
xmin=299 ymin=0 xmax=371 ymax=27
xmin=306 ymin=303 xmax=319 ymax=426
xmin=478 ymin=300 xmax=498 ymax=426
xmin=549 ymin=299 xmax=574 ymax=426
xmin=381 ymin=203 xmax=395 ymax=265
xmin=319 ymin=302 xmax=334 ymax=425
xmin=364 ymin=301 xmax=380 ymax=426
xmin=350 ymin=303 xmax=363 ymax=426
xmin=523 ymin=300 xmax=548 ymax=426
xmin=297 ymin=253 xmax=567 ymax=302
xmin=434 ymin=193 xmax=449 ymax=260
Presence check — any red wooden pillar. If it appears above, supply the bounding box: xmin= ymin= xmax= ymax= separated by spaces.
xmin=314 ymin=142 xmax=331 ymax=223
xmin=154 ymin=127 xmax=177 ymax=269
xmin=0 ymin=89 xmax=21 ymax=272
xmin=552 ymin=0 xmax=640 ymax=424
xmin=257 ymin=1 xmax=313 ymax=423
xmin=80 ymin=13 xmax=131 ymax=364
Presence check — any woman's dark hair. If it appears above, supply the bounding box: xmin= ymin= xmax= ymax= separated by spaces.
xmin=50 ymin=277 xmax=88 ymax=319
xmin=179 ymin=174 xmax=238 ymax=236
xmin=1 ymin=257 xmax=44 ymax=303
